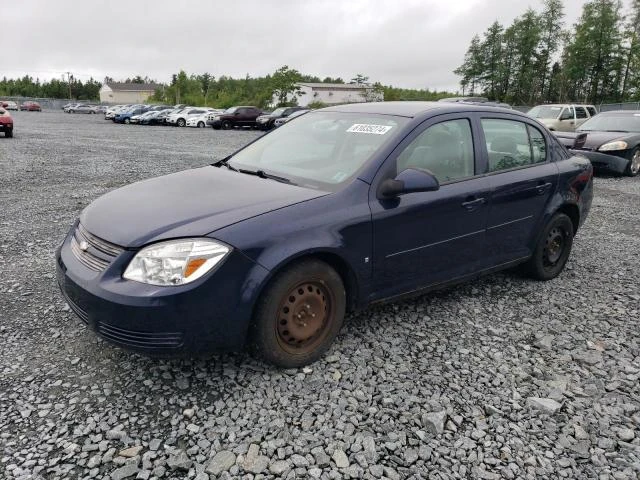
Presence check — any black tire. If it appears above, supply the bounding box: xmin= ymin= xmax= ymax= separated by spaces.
xmin=524 ymin=213 xmax=574 ymax=281
xmin=625 ymin=148 xmax=640 ymax=177
xmin=197 ymin=121 xmax=205 ymax=128
xmin=5 ymin=129 xmax=13 ymax=138
xmin=221 ymin=120 xmax=232 ymax=130
xmin=250 ymin=259 xmax=346 ymax=367
xmin=177 ymin=118 xmax=186 ymax=127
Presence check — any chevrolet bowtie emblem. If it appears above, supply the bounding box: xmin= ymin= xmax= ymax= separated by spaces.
xmin=79 ymin=240 xmax=89 ymax=251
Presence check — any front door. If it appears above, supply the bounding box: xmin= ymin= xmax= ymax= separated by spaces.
xmin=370 ymin=115 xmax=491 ymax=301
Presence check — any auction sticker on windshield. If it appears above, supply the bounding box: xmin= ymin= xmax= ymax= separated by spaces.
xmin=347 ymin=124 xmax=393 ymax=135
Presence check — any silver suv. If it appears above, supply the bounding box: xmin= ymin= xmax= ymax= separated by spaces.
xmin=527 ymin=104 xmax=597 ymax=132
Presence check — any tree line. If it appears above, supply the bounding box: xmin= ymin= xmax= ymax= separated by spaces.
xmin=455 ymin=0 xmax=640 ymax=105
xmin=0 ymin=67 xmax=453 ymax=108
xmin=0 ymin=76 xmax=102 ymax=100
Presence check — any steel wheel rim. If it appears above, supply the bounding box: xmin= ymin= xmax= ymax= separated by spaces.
xmin=275 ymin=281 xmax=333 ymax=354
xmin=631 ymin=151 xmax=640 ymax=174
xmin=544 ymin=227 xmax=565 ymax=266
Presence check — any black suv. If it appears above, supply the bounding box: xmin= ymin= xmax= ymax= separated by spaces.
xmin=209 ymin=106 xmax=263 ymax=130
xmin=255 ymin=106 xmax=307 ymax=130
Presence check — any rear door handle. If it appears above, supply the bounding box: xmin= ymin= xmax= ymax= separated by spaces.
xmin=536 ymin=182 xmax=552 ymax=195
xmin=461 ymin=197 xmax=486 ymax=211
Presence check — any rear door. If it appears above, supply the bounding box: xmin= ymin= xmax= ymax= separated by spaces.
xmin=479 ymin=116 xmax=559 ymax=265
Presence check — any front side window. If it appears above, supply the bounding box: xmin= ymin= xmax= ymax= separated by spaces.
xmin=482 ymin=119 xmax=546 ymax=172
xmin=396 ymin=119 xmax=475 ymax=183
xmin=228 ymin=112 xmax=408 ymax=189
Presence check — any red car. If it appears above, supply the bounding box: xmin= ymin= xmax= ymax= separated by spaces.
xmin=20 ymin=101 xmax=41 ymax=111
xmin=0 ymin=108 xmax=13 ymax=137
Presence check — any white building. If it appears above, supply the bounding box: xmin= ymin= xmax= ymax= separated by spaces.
xmin=99 ymin=82 xmax=160 ymax=104
xmin=274 ymin=82 xmax=383 ymax=107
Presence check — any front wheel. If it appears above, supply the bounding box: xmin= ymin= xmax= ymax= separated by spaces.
xmin=124 ymin=118 xmax=130 ymax=124
xmin=524 ymin=213 xmax=574 ymax=281
xmin=221 ymin=120 xmax=232 ymax=130
xmin=625 ymin=148 xmax=640 ymax=177
xmin=5 ymin=129 xmax=13 ymax=138
xmin=250 ymin=260 xmax=346 ymax=367
xmin=197 ymin=121 xmax=205 ymax=128
xmin=177 ymin=118 xmax=186 ymax=127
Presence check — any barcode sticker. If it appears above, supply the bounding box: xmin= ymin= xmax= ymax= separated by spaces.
xmin=347 ymin=124 xmax=393 ymax=135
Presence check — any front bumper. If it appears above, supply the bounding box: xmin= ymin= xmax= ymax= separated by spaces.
xmin=55 ymin=227 xmax=270 ymax=355
xmin=570 ymin=149 xmax=630 ymax=175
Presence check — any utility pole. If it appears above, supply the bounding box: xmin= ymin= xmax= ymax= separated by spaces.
xmin=66 ymin=72 xmax=72 ymax=99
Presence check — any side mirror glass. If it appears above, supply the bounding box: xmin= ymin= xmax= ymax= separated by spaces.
xmin=378 ymin=168 xmax=440 ymax=199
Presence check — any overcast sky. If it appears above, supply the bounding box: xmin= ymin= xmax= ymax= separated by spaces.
xmin=5 ymin=0 xmax=588 ymax=91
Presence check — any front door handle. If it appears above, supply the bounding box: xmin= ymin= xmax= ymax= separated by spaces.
xmin=461 ymin=197 xmax=486 ymax=211
xmin=536 ymin=182 xmax=552 ymax=195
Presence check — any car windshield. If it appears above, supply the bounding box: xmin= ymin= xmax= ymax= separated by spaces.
xmin=224 ymin=107 xmax=238 ymax=114
xmin=228 ymin=111 xmax=409 ymax=190
xmin=528 ymin=105 xmax=563 ymax=119
xmin=578 ymin=113 xmax=640 ymax=132
xmin=270 ymin=108 xmax=286 ymax=116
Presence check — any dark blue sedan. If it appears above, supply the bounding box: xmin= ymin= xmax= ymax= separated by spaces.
xmin=56 ymin=102 xmax=593 ymax=367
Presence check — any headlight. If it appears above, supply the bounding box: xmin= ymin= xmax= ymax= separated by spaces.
xmin=599 ymin=140 xmax=628 ymax=152
xmin=123 ymin=238 xmax=230 ymax=286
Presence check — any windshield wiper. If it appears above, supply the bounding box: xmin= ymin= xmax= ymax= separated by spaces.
xmin=238 ymin=168 xmax=295 ymax=185
xmin=214 ymin=158 xmax=239 ymax=172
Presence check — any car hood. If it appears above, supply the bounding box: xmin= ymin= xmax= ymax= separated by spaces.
xmin=556 ymin=130 xmax=635 ymax=150
xmin=80 ymin=166 xmax=329 ymax=248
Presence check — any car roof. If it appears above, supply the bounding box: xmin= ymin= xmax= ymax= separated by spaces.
xmin=321 ymin=101 xmax=520 ymax=118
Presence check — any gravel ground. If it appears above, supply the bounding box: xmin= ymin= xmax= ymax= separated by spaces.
xmin=0 ymin=111 xmax=639 ymax=480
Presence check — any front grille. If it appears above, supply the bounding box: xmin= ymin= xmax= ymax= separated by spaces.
xmin=97 ymin=322 xmax=184 ymax=349
xmin=70 ymin=224 xmax=124 ymax=272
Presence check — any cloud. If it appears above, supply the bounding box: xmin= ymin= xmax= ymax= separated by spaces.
xmin=3 ymin=0 xmax=587 ymax=91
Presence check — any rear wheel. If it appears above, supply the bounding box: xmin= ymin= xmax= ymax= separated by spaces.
xmin=625 ymin=148 xmax=640 ymax=177
xmin=250 ymin=260 xmax=346 ymax=367
xmin=524 ymin=213 xmax=574 ymax=281
xmin=221 ymin=120 xmax=232 ymax=130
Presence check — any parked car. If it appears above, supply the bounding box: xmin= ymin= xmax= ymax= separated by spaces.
xmin=273 ymin=109 xmax=309 ymax=128
xmin=527 ymin=104 xmax=597 ymax=132
xmin=552 ymin=110 xmax=640 ymax=176
xmin=129 ymin=111 xmax=151 ymax=124
xmin=187 ymin=110 xmax=222 ymax=128
xmin=256 ymin=106 xmax=307 ymax=130
xmin=113 ymin=107 xmax=149 ymax=124
xmin=144 ymin=109 xmax=173 ymax=125
xmin=20 ymin=101 xmax=41 ymax=111
xmin=95 ymin=105 xmax=108 ymax=114
xmin=0 ymin=108 xmax=13 ymax=137
xmin=3 ymin=101 xmax=18 ymax=111
xmin=68 ymin=104 xmax=98 ymax=114
xmin=166 ymin=108 xmax=209 ymax=127
xmin=56 ymin=102 xmax=593 ymax=367
xmin=209 ymin=106 xmax=263 ymax=130
xmin=105 ymin=105 xmax=130 ymax=120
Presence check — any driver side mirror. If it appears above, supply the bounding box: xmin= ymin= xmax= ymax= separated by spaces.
xmin=378 ymin=168 xmax=440 ymax=199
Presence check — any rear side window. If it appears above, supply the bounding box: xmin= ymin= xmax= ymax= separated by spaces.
xmin=396 ymin=119 xmax=475 ymax=183
xmin=587 ymin=107 xmax=597 ymax=116
xmin=575 ymin=107 xmax=587 ymax=119
xmin=481 ymin=119 xmax=546 ymax=172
